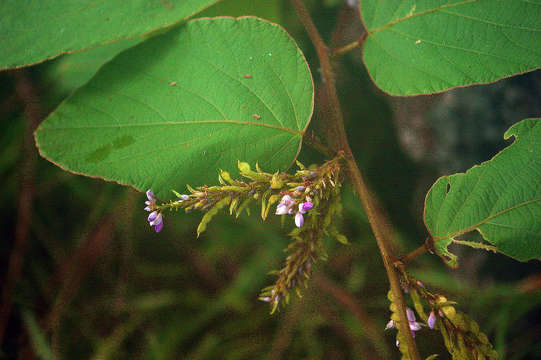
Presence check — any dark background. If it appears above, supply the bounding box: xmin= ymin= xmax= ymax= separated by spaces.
xmin=1 ymin=0 xmax=540 ymax=358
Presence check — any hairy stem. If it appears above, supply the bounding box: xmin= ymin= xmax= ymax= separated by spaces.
xmin=399 ymin=241 xmax=430 ymax=265
xmin=331 ymin=34 xmax=366 ymax=58
xmin=290 ymin=1 xmax=421 ymax=358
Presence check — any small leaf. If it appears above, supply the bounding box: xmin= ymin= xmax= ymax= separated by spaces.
xmin=424 ymin=119 xmax=541 ymax=266
xmin=328 ymin=226 xmax=349 ymax=245
xmin=235 ymin=198 xmax=252 ymax=218
xmin=35 ymin=17 xmax=313 ymax=198
xmin=197 ymin=196 xmax=230 ymax=237
xmin=0 ymin=0 xmax=220 ymax=69
xmin=361 ymin=1 xmax=541 ymax=95
xmin=263 ymin=194 xmax=281 ymax=220
xmin=229 ymin=197 xmax=239 ymax=215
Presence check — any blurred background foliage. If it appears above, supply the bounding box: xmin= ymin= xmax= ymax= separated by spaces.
xmin=1 ymin=0 xmax=540 ymax=359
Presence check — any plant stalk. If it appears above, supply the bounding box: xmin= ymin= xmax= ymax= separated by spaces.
xmin=291 ymin=0 xmax=421 ymax=358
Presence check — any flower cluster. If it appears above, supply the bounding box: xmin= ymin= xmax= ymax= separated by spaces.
xmin=144 ymin=190 xmax=163 ymax=232
xmin=389 ymin=273 xmax=499 ymax=359
xmin=275 ymin=187 xmax=313 ymax=228
xmin=385 ymin=307 xmax=422 ymax=344
xmin=140 ymin=156 xmax=345 ymax=312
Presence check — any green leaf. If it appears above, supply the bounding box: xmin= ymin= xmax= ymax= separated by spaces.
xmin=197 ymin=196 xmax=231 ymax=237
xmin=361 ymin=0 xmax=541 ymax=95
xmin=0 ymin=0 xmax=219 ymax=70
xmin=46 ymin=38 xmax=142 ymax=94
xmin=424 ymin=119 xmax=541 ymax=267
xmin=36 ymin=17 xmax=313 ymax=199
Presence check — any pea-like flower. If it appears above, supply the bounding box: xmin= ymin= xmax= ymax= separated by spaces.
xmin=406 ymin=307 xmax=422 ymax=336
xmin=144 ymin=190 xmax=156 ymax=211
xmin=275 ymin=196 xmax=314 ymax=228
xmin=276 ymin=195 xmax=294 ymax=215
xmin=144 ymin=190 xmax=163 ymax=232
xmin=427 ymin=311 xmax=436 ymax=329
xmin=389 ymin=307 xmax=423 ymax=347
xmin=148 ymin=211 xmax=163 ymax=232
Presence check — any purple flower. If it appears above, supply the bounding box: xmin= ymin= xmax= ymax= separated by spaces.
xmin=275 ymin=195 xmax=294 ymax=215
xmin=302 ymin=201 xmax=313 ymax=211
xmin=147 ymin=211 xmax=163 ymax=232
xmin=276 ymin=203 xmax=289 ymax=215
xmin=145 ymin=191 xmax=163 ymax=232
xmin=405 ymin=308 xmax=422 ymax=336
xmin=296 ymin=185 xmax=305 ymax=192
xmin=295 ymin=212 xmax=304 ymax=227
xmin=144 ymin=189 xmax=157 ymax=211
xmin=406 ymin=308 xmax=415 ymax=322
xmin=428 ymin=311 xmax=436 ymax=329
xmin=385 ymin=320 xmax=395 ymax=330
xmin=180 ymin=194 xmax=190 ymax=201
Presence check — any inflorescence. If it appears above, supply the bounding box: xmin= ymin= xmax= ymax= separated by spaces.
xmin=142 ymin=156 xmax=346 ymax=312
xmin=385 ymin=273 xmax=499 ymax=359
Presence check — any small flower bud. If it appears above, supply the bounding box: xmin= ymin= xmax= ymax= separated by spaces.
xmin=146 ymin=190 xmax=156 ymax=201
xmin=385 ymin=320 xmax=395 ymax=330
xmin=428 ymin=311 xmax=436 ymax=329
xmin=406 ymin=308 xmax=416 ymax=323
xmin=295 ymin=212 xmax=304 ymax=227
xmin=180 ymin=194 xmax=190 ymax=201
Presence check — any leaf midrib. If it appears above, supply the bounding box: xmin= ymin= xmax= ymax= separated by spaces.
xmin=368 ymin=0 xmax=479 ymax=34
xmin=433 ymin=197 xmax=541 ymax=242
xmin=38 ymin=119 xmax=304 ymax=136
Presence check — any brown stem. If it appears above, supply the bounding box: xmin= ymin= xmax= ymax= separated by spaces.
xmin=399 ymin=237 xmax=435 ymax=265
xmin=332 ymin=38 xmax=360 ymax=58
xmin=290 ymin=1 xmax=421 ymax=358
xmin=0 ymin=71 xmax=41 ymax=343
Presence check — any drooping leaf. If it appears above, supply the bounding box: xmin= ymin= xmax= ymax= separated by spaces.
xmin=424 ymin=119 xmax=541 ymax=267
xmin=35 ymin=17 xmax=314 ymax=198
xmin=361 ymin=0 xmax=541 ymax=95
xmin=46 ymin=38 xmax=142 ymax=94
xmin=0 ymin=0 xmax=219 ymax=70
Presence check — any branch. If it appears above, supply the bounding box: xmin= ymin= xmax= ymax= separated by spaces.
xmin=290 ymin=1 xmax=421 ymax=358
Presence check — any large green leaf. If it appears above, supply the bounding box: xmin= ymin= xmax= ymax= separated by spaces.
xmin=46 ymin=38 xmax=142 ymax=95
xmin=35 ymin=17 xmax=313 ymax=198
xmin=0 ymin=0 xmax=219 ymax=70
xmin=424 ymin=119 xmax=541 ymax=267
xmin=44 ymin=0 xmax=285 ymax=96
xmin=361 ymin=0 xmax=541 ymax=95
